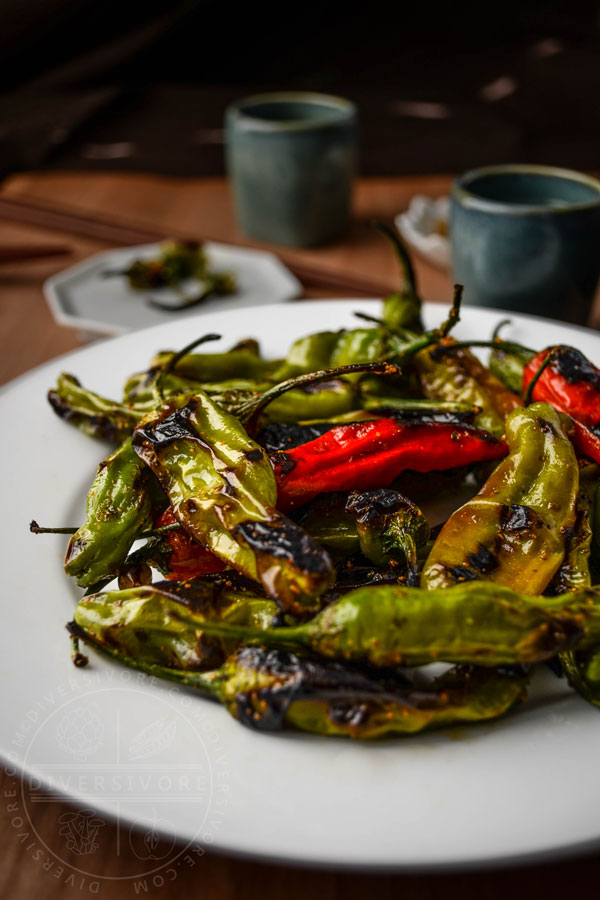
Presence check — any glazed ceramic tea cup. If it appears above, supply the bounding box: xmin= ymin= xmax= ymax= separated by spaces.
xmin=225 ymin=92 xmax=357 ymax=248
xmin=450 ymin=164 xmax=600 ymax=324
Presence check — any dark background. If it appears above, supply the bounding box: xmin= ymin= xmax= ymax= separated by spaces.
xmin=0 ymin=0 xmax=599 ymax=177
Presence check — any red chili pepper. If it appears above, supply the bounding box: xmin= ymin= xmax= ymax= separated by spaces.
xmin=270 ymin=418 xmax=507 ymax=511
xmin=523 ymin=347 xmax=600 ymax=427
xmin=523 ymin=346 xmax=600 ymax=463
xmin=155 ymin=508 xmax=226 ymax=580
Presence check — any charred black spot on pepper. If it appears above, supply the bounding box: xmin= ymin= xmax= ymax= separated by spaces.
xmin=500 ymin=504 xmax=541 ymax=532
xmin=322 ymin=566 xmax=405 ymax=604
xmin=345 ymin=488 xmax=410 ymax=524
xmin=269 ymin=451 xmax=297 ymax=475
xmin=134 ymin=401 xmax=209 ymax=450
xmin=232 ymin=647 xmax=431 ymax=732
xmin=537 ymin=417 xmax=556 ymax=436
xmin=553 ymin=346 xmax=600 ymax=388
xmin=467 ymin=543 xmax=499 ymax=575
xmin=257 ymin=423 xmax=333 ymax=452
xmin=244 ymin=448 xmax=263 ymax=462
xmin=47 ymin=391 xmax=127 ymax=443
xmin=446 ymin=565 xmax=479 ymax=583
xmin=235 ymin=517 xmax=332 ymax=575
xmin=369 ymin=410 xmax=477 ymax=427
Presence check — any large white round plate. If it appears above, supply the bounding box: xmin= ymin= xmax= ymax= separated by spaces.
xmin=3 ymin=301 xmax=600 ymax=872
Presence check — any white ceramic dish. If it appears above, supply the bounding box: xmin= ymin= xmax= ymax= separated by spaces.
xmin=396 ymin=195 xmax=451 ymax=271
xmin=3 ymin=300 xmax=600 ymax=872
xmin=44 ymin=242 xmax=302 ymax=336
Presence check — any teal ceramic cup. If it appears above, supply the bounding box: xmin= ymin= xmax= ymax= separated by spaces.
xmin=450 ymin=164 xmax=600 ymax=324
xmin=225 ymin=92 xmax=357 ymax=248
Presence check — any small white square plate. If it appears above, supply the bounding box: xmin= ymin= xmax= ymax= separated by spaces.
xmin=44 ymin=242 xmax=302 ymax=336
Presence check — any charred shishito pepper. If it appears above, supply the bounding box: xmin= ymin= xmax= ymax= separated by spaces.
xmin=345 ymin=489 xmax=429 ymax=584
xmin=73 ymin=579 xmax=277 ymax=671
xmin=524 ymin=346 xmax=600 ymax=426
xmin=523 ymin=345 xmax=600 ymax=464
xmin=67 ymin=625 xmax=529 ymax=738
xmin=271 ymin=413 xmax=507 ymax=511
xmin=65 ymin=438 xmax=154 ymax=588
xmin=421 ymin=403 xmax=578 ymax=594
xmin=297 ymin=489 xmax=430 ymax=579
xmin=131 ymin=390 xmax=334 ymax=615
xmin=148 ymin=338 xmax=279 ymax=385
xmin=74 ymin=580 xmax=600 ymax=669
xmin=415 ymin=340 xmax=523 ymax=437
xmin=49 ymin=373 xmax=142 ymax=442
xmin=544 ymin=463 xmax=600 ymax=709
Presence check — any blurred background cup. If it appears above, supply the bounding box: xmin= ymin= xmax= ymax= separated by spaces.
xmin=450 ymin=164 xmax=600 ymax=325
xmin=225 ymin=92 xmax=357 ymax=248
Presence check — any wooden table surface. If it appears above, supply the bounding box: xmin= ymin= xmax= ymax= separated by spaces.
xmin=1 ymin=172 xmax=599 ymax=899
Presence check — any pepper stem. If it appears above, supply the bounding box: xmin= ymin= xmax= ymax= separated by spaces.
xmin=430 ymin=338 xmax=537 ymax=361
xmin=154 ymin=332 xmax=222 ymax=400
xmin=374 ymin=221 xmax=418 ymax=297
xmin=30 ymin=520 xmax=77 ymax=535
xmin=437 ymin=284 xmax=463 ymax=339
xmin=353 ymin=311 xmax=415 ymax=339
xmin=70 ymin=634 xmax=89 ymax=668
xmin=236 ymin=361 xmax=403 ymax=427
xmin=492 ymin=318 xmax=513 ymax=340
xmin=67 ymin=621 xmax=225 ymax=697
xmin=524 ymin=347 xmax=560 ymax=405
xmin=30 ymin=520 xmax=181 ymax=539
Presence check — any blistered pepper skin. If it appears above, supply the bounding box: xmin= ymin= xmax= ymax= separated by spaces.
xmin=524 ymin=346 xmax=600 ymax=427
xmin=73 ymin=580 xmax=278 ymax=670
xmin=49 ymin=373 xmax=141 ymax=441
xmin=421 ymin=403 xmax=578 ymax=595
xmin=271 ymin=417 xmax=507 ymax=511
xmin=414 ymin=343 xmax=523 ymax=437
xmin=132 ymin=390 xmax=334 ymax=615
xmin=75 ymin=580 xmax=600 ymax=669
xmin=65 ymin=438 xmax=153 ymax=587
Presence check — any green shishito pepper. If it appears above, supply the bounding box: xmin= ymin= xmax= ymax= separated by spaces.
xmin=414 ymin=341 xmax=523 ymax=438
xmin=66 ymin=629 xmax=528 ymax=738
xmin=488 ymin=342 xmax=534 ymax=394
xmin=297 ymin=489 xmax=430 ymax=579
xmin=548 ymin=463 xmax=600 ymax=708
xmin=75 ymin=580 xmax=600 ymax=669
xmin=259 ymin=378 xmax=356 ymax=424
xmin=49 ymin=373 xmax=142 ymax=442
xmin=131 ymin=390 xmax=334 ymax=616
xmin=73 ymin=579 xmax=278 ymax=670
xmin=65 ymin=438 xmax=153 ymax=587
xmin=272 ymin=326 xmax=406 ymax=383
xmin=345 ymin=489 xmax=429 ymax=584
xmin=378 ymin=221 xmax=424 ymax=335
xmin=421 ymin=402 xmax=578 ymax=594
xmin=150 ymin=342 xmax=280 ymax=384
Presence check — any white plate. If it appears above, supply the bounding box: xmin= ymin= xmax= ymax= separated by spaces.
xmin=44 ymin=242 xmax=302 ymax=336
xmin=3 ymin=301 xmax=600 ymax=873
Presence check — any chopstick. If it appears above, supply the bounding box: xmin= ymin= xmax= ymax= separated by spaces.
xmin=0 ymin=244 xmax=71 ymax=264
xmin=0 ymin=193 xmax=391 ymax=297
